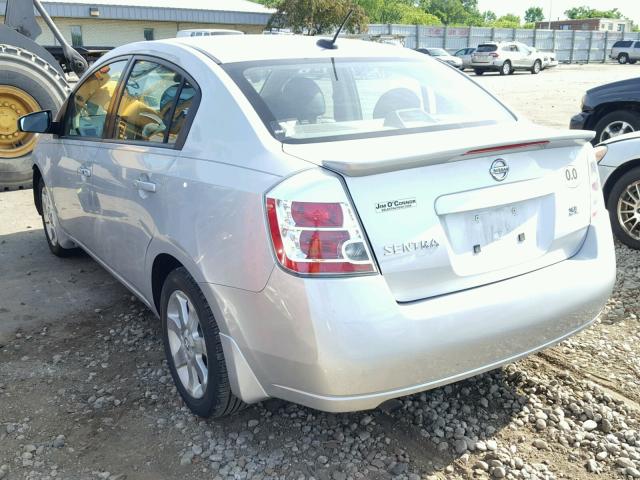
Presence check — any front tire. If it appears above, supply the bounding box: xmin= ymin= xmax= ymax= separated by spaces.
xmin=37 ymin=178 xmax=78 ymax=257
xmin=500 ymin=61 xmax=512 ymax=76
xmin=531 ymin=60 xmax=542 ymax=74
xmin=474 ymin=69 xmax=484 ymax=76
xmin=607 ymin=167 xmax=640 ymax=250
xmin=161 ymin=267 xmax=245 ymax=418
xmin=618 ymin=53 xmax=629 ymax=65
xmin=593 ymin=110 xmax=640 ymax=144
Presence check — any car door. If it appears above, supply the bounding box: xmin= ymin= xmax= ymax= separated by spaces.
xmin=50 ymin=58 xmax=129 ymax=248
xmin=511 ymin=44 xmax=526 ymax=68
xmin=91 ymin=57 xmax=199 ymax=293
xmin=634 ymin=41 xmax=640 ymax=60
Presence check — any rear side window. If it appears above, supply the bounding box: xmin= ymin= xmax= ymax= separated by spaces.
xmin=65 ymin=60 xmax=128 ymax=138
xmin=477 ymin=44 xmax=497 ymax=52
xmin=635 ymin=42 xmax=640 ymax=48
xmin=113 ymin=60 xmax=192 ymax=145
xmin=613 ymin=41 xmax=633 ymax=48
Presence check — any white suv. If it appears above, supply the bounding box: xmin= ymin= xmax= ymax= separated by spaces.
xmin=471 ymin=41 xmax=546 ymax=75
xmin=610 ymin=40 xmax=640 ymax=64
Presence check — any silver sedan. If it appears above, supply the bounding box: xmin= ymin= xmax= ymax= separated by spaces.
xmin=20 ymin=35 xmax=615 ymax=418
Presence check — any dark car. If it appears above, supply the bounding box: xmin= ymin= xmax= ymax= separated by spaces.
xmin=570 ymin=77 xmax=640 ymax=144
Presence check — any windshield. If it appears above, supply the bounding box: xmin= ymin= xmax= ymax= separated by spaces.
xmin=427 ymin=48 xmax=449 ymax=56
xmin=223 ymin=57 xmax=515 ymax=143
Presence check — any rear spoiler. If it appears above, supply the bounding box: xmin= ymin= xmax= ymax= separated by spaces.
xmin=284 ymin=125 xmax=595 ymax=177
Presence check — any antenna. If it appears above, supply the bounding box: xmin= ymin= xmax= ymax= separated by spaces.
xmin=316 ymin=9 xmax=353 ymax=50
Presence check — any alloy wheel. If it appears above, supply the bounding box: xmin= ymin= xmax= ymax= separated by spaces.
xmin=166 ymin=290 xmax=208 ymax=399
xmin=600 ymin=120 xmax=635 ymax=142
xmin=534 ymin=61 xmax=541 ymax=73
xmin=502 ymin=62 xmax=510 ymax=75
xmin=41 ymin=184 xmax=58 ymax=247
xmin=617 ymin=180 xmax=640 ymax=241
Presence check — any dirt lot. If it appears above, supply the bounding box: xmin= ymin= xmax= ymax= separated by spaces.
xmin=1 ymin=63 xmax=640 ymax=480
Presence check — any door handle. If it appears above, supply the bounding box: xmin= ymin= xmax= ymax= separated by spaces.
xmin=134 ymin=179 xmax=157 ymax=193
xmin=77 ymin=166 xmax=91 ymax=177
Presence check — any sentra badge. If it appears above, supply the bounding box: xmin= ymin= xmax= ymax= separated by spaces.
xmin=383 ymin=239 xmax=439 ymax=256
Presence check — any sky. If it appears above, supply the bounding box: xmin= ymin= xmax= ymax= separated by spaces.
xmin=477 ymin=0 xmax=640 ymax=24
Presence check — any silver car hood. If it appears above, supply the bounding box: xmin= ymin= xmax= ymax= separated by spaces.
xmin=282 ymin=123 xmax=595 ymax=177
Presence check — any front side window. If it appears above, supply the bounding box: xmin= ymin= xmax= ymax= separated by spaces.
xmin=65 ymin=59 xmax=128 ymax=138
xmin=113 ymin=60 xmax=186 ymax=144
xmin=224 ymin=57 xmax=515 ymax=144
xmin=70 ymin=25 xmax=83 ymax=47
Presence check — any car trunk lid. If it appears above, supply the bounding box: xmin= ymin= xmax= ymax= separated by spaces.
xmin=283 ymin=124 xmax=595 ymax=302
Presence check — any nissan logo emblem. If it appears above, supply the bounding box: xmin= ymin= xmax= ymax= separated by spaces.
xmin=490 ymin=159 xmax=509 ymax=181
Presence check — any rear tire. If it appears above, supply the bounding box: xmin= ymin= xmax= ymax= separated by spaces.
xmin=500 ymin=61 xmax=512 ymax=76
xmin=607 ymin=167 xmax=640 ymax=250
xmin=618 ymin=53 xmax=629 ymax=65
xmin=0 ymin=45 xmax=69 ymax=191
xmin=531 ymin=60 xmax=542 ymax=74
xmin=630 ymin=59 xmax=638 ymax=65
xmin=474 ymin=69 xmax=484 ymax=76
xmin=161 ymin=267 xmax=245 ymax=418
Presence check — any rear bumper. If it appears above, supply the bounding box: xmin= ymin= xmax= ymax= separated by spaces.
xmin=203 ymin=211 xmax=615 ymax=412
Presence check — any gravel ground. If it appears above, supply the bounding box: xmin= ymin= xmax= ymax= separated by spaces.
xmin=1 ymin=63 xmax=640 ymax=480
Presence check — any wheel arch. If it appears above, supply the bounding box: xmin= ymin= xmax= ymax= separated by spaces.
xmin=32 ymin=165 xmax=43 ymax=215
xmin=151 ymin=253 xmax=185 ymax=315
xmin=586 ymin=102 xmax=640 ymax=130
xmin=602 ymin=158 xmax=640 ymax=205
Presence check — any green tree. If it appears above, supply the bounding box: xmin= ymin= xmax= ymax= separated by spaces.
xmin=489 ymin=14 xmax=521 ymax=28
xmin=524 ymin=6 xmax=544 ymax=23
xmin=482 ymin=10 xmax=497 ymax=23
xmin=268 ymin=0 xmax=369 ymax=35
xmin=356 ymin=0 xmax=440 ymax=25
xmin=564 ymin=6 xmax=623 ymax=19
xmin=424 ymin=0 xmax=468 ymax=25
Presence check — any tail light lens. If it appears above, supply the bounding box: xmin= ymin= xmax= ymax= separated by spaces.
xmin=266 ymin=170 xmax=377 ymax=275
xmin=587 ymin=145 xmax=604 ymax=218
xmin=489 ymin=52 xmax=499 ymax=58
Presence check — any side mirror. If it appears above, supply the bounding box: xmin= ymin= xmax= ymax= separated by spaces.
xmin=18 ymin=110 xmax=53 ymax=133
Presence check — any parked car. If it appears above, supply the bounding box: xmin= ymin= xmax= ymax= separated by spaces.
xmin=471 ymin=41 xmax=546 ymax=75
xmin=609 ymin=40 xmax=640 ymax=65
xmin=454 ymin=47 xmax=476 ymax=69
xmin=594 ymin=132 xmax=640 ymax=249
xmin=570 ymin=77 xmax=640 ymax=144
xmin=20 ymin=35 xmax=615 ymax=418
xmin=415 ymin=48 xmax=463 ymax=68
xmin=530 ymin=47 xmax=559 ymax=69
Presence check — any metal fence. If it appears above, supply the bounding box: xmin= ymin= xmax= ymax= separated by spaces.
xmin=367 ymin=24 xmax=640 ymax=63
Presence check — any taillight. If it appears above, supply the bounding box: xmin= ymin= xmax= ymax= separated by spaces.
xmin=587 ymin=145 xmax=604 ymax=218
xmin=266 ymin=170 xmax=377 ymax=275
xmin=489 ymin=52 xmax=499 ymax=58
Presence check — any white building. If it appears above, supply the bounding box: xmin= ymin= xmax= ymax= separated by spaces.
xmin=0 ymin=0 xmax=274 ymax=47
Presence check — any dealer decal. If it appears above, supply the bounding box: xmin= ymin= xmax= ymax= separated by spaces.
xmin=375 ymin=197 xmax=417 ymax=213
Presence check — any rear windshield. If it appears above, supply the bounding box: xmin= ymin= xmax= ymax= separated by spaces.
xmin=476 ymin=44 xmax=498 ymax=52
xmin=613 ymin=41 xmax=633 ymax=48
xmin=223 ymin=57 xmax=515 ymax=144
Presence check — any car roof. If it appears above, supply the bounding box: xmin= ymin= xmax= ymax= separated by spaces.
xmin=155 ymin=34 xmax=422 ymax=64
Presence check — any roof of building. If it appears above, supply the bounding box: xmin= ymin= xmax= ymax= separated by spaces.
xmin=0 ymin=0 xmax=274 ymax=25
xmin=110 ymin=34 xmax=424 ymax=64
